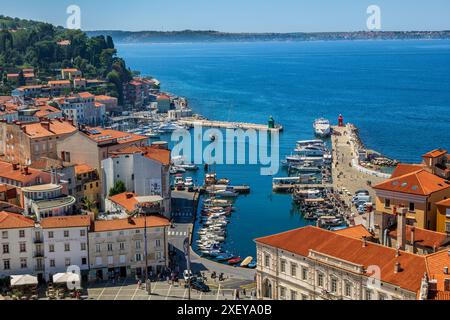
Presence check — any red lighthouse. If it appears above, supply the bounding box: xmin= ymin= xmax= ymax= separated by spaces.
xmin=338 ymin=114 xmax=344 ymax=127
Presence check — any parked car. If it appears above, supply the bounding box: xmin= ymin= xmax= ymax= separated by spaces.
xmin=355 ymin=189 xmax=370 ymax=196
xmin=190 ymin=279 xmax=210 ymax=293
xmin=352 ymin=195 xmax=371 ymax=205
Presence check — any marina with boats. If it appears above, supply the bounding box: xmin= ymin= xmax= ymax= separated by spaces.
xmin=194 ymin=172 xmax=256 ymax=269
xmin=164 ymin=113 xmax=397 ymax=267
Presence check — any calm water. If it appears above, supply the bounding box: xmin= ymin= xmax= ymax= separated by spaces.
xmin=118 ymin=40 xmax=450 ymax=258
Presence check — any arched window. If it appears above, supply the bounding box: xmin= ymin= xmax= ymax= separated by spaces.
xmin=263 ymin=278 xmax=272 ymax=299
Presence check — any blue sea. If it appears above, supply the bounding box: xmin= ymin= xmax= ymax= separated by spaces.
xmin=117 ymin=40 xmax=450 ymax=259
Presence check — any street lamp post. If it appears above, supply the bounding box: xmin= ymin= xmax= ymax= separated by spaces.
xmin=144 ymin=210 xmax=151 ymax=295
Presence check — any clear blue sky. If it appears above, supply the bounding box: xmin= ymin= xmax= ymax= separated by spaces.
xmin=1 ymin=0 xmax=450 ymax=32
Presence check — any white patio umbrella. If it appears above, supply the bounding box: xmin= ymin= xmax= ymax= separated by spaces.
xmin=52 ymin=272 xmax=81 ymax=288
xmin=10 ymin=275 xmax=38 ymax=287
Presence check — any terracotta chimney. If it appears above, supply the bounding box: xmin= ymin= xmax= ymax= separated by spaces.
xmin=397 ymin=207 xmax=407 ymax=251
xmin=362 ymin=236 xmax=367 ymax=248
xmin=394 ymin=262 xmax=401 ymax=273
xmin=410 ymin=227 xmax=416 ymax=254
xmin=12 ymin=163 xmax=19 ymax=171
xmin=24 ymin=166 xmax=29 ymax=175
xmin=126 ymin=193 xmax=133 ymax=199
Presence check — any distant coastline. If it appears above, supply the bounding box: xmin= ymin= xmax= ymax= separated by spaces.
xmin=86 ymin=30 xmax=450 ymax=44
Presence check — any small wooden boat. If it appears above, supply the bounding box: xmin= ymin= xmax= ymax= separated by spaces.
xmin=228 ymin=257 xmax=242 ymax=265
xmin=216 ymin=253 xmax=234 ymax=261
xmin=240 ymin=256 xmax=253 ymax=268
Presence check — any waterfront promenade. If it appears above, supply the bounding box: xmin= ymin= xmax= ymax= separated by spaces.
xmin=331 ymin=125 xmax=386 ymax=225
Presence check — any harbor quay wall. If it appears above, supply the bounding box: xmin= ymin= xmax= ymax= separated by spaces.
xmin=351 ymin=158 xmax=391 ymax=179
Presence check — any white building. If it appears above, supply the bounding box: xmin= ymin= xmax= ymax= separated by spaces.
xmin=55 ymin=92 xmax=105 ymax=126
xmin=255 ymin=226 xmax=431 ymax=300
xmin=22 ymin=183 xmax=76 ymax=220
xmin=88 ymin=215 xmax=170 ymax=280
xmin=104 ymin=192 xmax=164 ymax=219
xmin=102 ymin=146 xmax=171 ymax=218
xmin=40 ymin=215 xmax=91 ymax=281
xmin=0 ymin=212 xmax=37 ymax=279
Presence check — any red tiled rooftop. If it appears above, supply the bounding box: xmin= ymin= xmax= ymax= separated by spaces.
xmin=40 ymin=215 xmax=91 ymax=229
xmin=373 ymin=169 xmax=450 ymax=196
xmin=84 ymin=127 xmax=147 ymax=145
xmin=437 ymin=198 xmax=450 ymax=207
xmin=93 ymin=215 xmax=170 ymax=232
xmin=255 ymin=226 xmax=427 ymax=292
xmin=0 ymin=161 xmax=50 ymax=184
xmin=111 ymin=145 xmax=171 ymax=165
xmin=334 ymin=225 xmax=373 ymax=240
xmin=388 ymin=225 xmax=450 ymax=249
xmin=0 ymin=211 xmax=35 ymax=229
xmin=74 ymin=164 xmax=95 ymax=175
xmin=21 ymin=120 xmax=77 ymax=138
xmin=108 ymin=192 xmax=139 ymax=213
xmin=422 ymin=149 xmax=448 ymax=159
xmin=390 ymin=163 xmax=425 ymax=179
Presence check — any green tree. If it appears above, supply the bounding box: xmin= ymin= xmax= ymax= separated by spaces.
xmin=108 ymin=180 xmax=127 ymax=197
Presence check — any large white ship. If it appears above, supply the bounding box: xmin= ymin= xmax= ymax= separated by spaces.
xmin=313 ymin=118 xmax=331 ymax=137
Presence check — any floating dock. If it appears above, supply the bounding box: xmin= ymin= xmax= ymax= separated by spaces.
xmin=178 ymin=118 xmax=283 ymax=132
xmin=273 ymin=182 xmax=333 ymax=193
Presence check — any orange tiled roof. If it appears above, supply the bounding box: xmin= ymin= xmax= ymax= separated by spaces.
xmin=255 ymin=226 xmax=427 ymax=292
xmin=111 ymin=145 xmax=171 ymax=165
xmin=0 ymin=161 xmax=50 ymax=184
xmin=93 ymin=215 xmax=170 ymax=232
xmin=425 ymin=250 xmax=450 ymax=298
xmin=78 ymin=92 xmax=94 ymax=99
xmin=48 ymin=80 xmax=71 ymax=85
xmin=334 ymin=225 xmax=373 ymax=240
xmin=157 ymin=94 xmax=171 ymax=100
xmin=437 ymin=198 xmax=450 ymax=207
xmin=0 ymin=211 xmax=35 ymax=229
xmin=34 ymin=105 xmax=62 ymax=118
xmin=21 ymin=120 xmax=77 ymax=138
xmin=62 ymin=68 xmax=79 ymax=72
xmin=373 ymin=169 xmax=450 ymax=196
xmin=84 ymin=127 xmax=147 ymax=145
xmin=388 ymin=225 xmax=449 ymax=249
xmin=95 ymin=95 xmax=116 ymax=101
xmin=391 ymin=163 xmax=425 ymax=178
xmin=40 ymin=215 xmax=91 ymax=229
xmin=108 ymin=192 xmax=139 ymax=213
xmin=423 ymin=149 xmax=448 ymax=159
xmin=74 ymin=164 xmax=95 ymax=175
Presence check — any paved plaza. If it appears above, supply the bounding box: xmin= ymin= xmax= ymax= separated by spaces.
xmin=86 ymin=278 xmax=256 ymax=301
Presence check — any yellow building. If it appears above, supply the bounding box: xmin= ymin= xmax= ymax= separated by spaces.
xmin=74 ymin=164 xmax=101 ymax=210
xmin=436 ymin=199 xmax=450 ymax=234
xmin=373 ymin=166 xmax=450 ymax=231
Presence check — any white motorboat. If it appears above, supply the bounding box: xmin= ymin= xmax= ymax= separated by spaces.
xmin=172 ymin=156 xmax=199 ymax=171
xmin=158 ymin=122 xmax=185 ymax=133
xmin=170 ymin=166 xmax=186 ymax=174
xmin=296 ymin=139 xmax=324 ymax=148
xmin=295 ymin=145 xmax=326 ymax=157
xmin=184 ymin=177 xmax=194 ymax=187
xmin=313 ymin=118 xmax=331 ymax=137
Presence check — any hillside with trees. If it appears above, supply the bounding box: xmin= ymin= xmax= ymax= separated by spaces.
xmin=0 ymin=15 xmax=132 ymax=103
